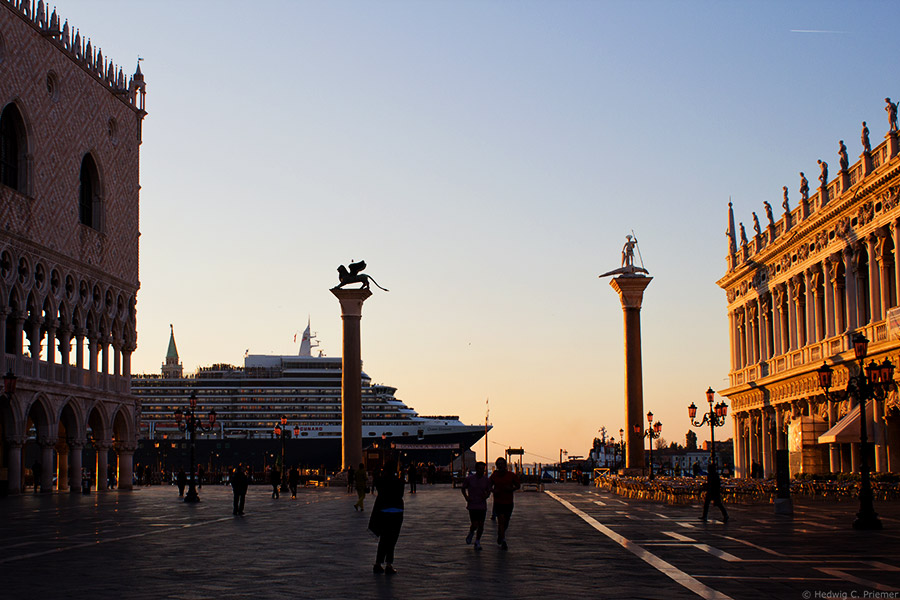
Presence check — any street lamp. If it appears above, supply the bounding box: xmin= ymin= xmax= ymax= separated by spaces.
xmin=617 ymin=428 xmax=625 ymax=471
xmin=816 ymin=333 xmax=888 ymax=530
xmin=688 ymin=387 xmax=728 ymax=478
xmin=635 ymin=411 xmax=662 ymax=480
xmin=174 ymin=392 xmax=216 ymax=503
xmin=274 ymin=415 xmax=292 ymax=492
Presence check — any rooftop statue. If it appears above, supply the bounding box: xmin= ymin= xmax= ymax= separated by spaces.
xmin=862 ymin=121 xmax=872 ymax=153
xmin=839 ymin=140 xmax=849 ymax=171
xmin=818 ymin=160 xmax=828 ymax=188
xmin=739 ymin=223 xmax=748 ymax=248
xmin=752 ymin=212 xmax=761 ymax=237
xmin=763 ymin=201 xmax=775 ymax=228
xmin=782 ymin=186 xmax=790 ymax=213
xmin=600 ymin=234 xmax=649 ymax=277
xmin=333 ymin=260 xmax=389 ymax=292
xmin=799 ymin=172 xmax=809 ymax=201
xmin=887 ymin=98 xmax=899 ymax=132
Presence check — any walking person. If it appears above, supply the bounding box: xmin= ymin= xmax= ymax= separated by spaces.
xmin=369 ymin=461 xmax=404 ymax=575
xmin=176 ymin=468 xmax=187 ymax=497
xmin=489 ymin=457 xmax=520 ymax=550
xmin=31 ymin=460 xmax=42 ymax=493
xmin=407 ymin=462 xmax=417 ymax=494
xmin=700 ymin=463 xmax=729 ymax=523
xmin=353 ymin=463 xmax=368 ymax=512
xmin=270 ymin=465 xmax=281 ymax=499
xmin=461 ymin=461 xmax=491 ymax=551
xmin=231 ymin=464 xmax=248 ymax=516
xmin=288 ymin=465 xmax=300 ymax=499
xmin=347 ymin=465 xmax=355 ymax=494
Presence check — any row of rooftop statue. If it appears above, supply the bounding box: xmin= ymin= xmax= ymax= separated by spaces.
xmin=728 ymin=97 xmax=900 ymax=253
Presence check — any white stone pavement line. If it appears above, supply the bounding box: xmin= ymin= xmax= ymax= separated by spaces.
xmin=816 ymin=568 xmax=900 ymax=592
xmin=546 ymin=491 xmax=733 ymax=600
xmin=0 ymin=516 xmax=235 ymax=564
xmin=654 ymin=512 xmax=671 ymax=519
xmin=663 ymin=531 xmax=696 ymax=542
xmin=718 ymin=535 xmax=784 ymax=556
xmin=677 ymin=522 xmax=697 ymax=529
xmin=692 ymin=544 xmax=741 ymax=562
xmin=594 ymin=500 xmax=607 ymax=506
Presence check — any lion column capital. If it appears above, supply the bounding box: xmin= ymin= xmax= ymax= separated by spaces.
xmin=331 ymin=288 xmax=373 ymax=318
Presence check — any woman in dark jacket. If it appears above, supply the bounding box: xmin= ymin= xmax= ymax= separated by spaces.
xmin=368 ymin=461 xmax=404 ymax=575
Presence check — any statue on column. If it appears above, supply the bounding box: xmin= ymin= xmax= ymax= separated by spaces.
xmin=333 ymin=260 xmax=389 ymax=292
xmin=862 ymin=121 xmax=872 ymax=153
xmin=886 ymin=97 xmax=898 ymax=132
xmin=752 ymin=212 xmax=761 ymax=237
xmin=839 ymin=140 xmax=849 ymax=172
xmin=782 ymin=186 xmax=790 ymax=213
xmin=799 ymin=172 xmax=809 ymax=202
xmin=739 ymin=223 xmax=748 ymax=249
xmin=600 ymin=234 xmax=649 ymax=277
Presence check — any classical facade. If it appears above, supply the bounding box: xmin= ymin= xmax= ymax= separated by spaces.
xmin=719 ymin=99 xmax=900 ymax=479
xmin=0 ymin=0 xmax=146 ymax=493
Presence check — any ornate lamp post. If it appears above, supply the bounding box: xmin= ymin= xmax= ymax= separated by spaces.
xmin=273 ymin=415 xmax=293 ymax=492
xmin=635 ymin=412 xmax=662 ymax=480
xmin=174 ymin=392 xmax=216 ymax=503
xmin=688 ymin=387 xmax=728 ymax=476
xmin=816 ymin=333 xmax=888 ymax=530
xmin=617 ymin=428 xmax=625 ymax=471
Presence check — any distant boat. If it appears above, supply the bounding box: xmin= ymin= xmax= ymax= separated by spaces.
xmin=132 ymin=322 xmax=489 ymax=471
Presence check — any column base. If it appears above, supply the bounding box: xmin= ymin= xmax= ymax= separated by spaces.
xmin=774 ymin=497 xmax=794 ymax=515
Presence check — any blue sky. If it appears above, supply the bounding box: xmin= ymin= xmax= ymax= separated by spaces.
xmin=53 ymin=0 xmax=900 ymax=464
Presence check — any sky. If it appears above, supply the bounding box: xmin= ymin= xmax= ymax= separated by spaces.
xmin=50 ymin=0 xmax=900 ymax=466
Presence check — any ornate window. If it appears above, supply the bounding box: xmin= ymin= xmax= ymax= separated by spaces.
xmin=0 ymin=103 xmax=27 ymax=192
xmin=79 ymin=153 xmax=101 ymax=230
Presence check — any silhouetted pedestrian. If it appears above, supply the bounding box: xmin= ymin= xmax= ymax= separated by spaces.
xmin=427 ymin=463 xmax=436 ymax=485
xmin=270 ymin=466 xmax=280 ymax=499
xmin=31 ymin=460 xmax=41 ymax=492
xmin=700 ymin=465 xmax=728 ymax=523
xmin=461 ymin=461 xmax=491 ymax=551
xmin=489 ymin=457 xmax=520 ymax=550
xmin=369 ymin=461 xmax=404 ymax=575
xmin=231 ymin=464 xmax=248 ymax=515
xmin=288 ymin=466 xmax=299 ymax=499
xmin=176 ymin=469 xmax=186 ymax=497
xmin=353 ymin=463 xmax=368 ymax=512
xmin=347 ymin=465 xmax=355 ymax=494
xmin=407 ymin=463 xmax=417 ymax=494
xmin=692 ymin=461 xmax=701 ymax=477
xmin=198 ymin=464 xmax=205 ymax=489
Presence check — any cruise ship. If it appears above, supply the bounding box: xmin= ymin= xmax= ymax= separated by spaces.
xmin=132 ymin=324 xmax=489 ymax=472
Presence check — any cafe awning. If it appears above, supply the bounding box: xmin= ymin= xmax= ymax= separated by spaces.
xmin=818 ymin=401 xmax=874 ymax=444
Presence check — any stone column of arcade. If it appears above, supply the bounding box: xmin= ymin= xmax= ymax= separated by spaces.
xmin=600 ymin=235 xmax=652 ymax=476
xmin=331 ymin=288 xmax=373 ymax=471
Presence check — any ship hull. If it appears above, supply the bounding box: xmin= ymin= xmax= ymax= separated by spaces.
xmin=135 ymin=428 xmax=488 ymax=475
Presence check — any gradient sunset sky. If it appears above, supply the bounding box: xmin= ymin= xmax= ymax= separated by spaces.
xmin=54 ymin=0 xmax=900 ymax=465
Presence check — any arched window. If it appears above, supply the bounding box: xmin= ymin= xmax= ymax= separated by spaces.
xmin=79 ymin=153 xmax=101 ymax=229
xmin=0 ymin=103 xmax=26 ymax=192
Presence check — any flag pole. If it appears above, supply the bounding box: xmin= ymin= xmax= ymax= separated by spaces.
xmin=485 ymin=398 xmax=490 ymax=466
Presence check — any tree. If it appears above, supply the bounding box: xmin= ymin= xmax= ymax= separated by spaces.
xmin=685 ymin=430 xmax=698 ymax=450
xmin=654 ymin=437 xmax=667 ymax=450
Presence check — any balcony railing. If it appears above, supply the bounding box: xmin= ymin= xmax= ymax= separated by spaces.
xmin=729 ymin=319 xmax=893 ymax=387
xmin=2 ymin=353 xmax=130 ymax=394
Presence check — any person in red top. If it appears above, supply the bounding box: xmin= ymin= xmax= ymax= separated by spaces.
xmin=488 ymin=457 xmax=520 ymax=550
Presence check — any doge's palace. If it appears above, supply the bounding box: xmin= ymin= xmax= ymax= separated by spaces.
xmin=0 ymin=0 xmax=146 ymax=493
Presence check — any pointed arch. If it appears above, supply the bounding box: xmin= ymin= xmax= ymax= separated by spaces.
xmin=0 ymin=102 xmax=29 ymax=194
xmin=78 ymin=153 xmax=103 ymax=230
